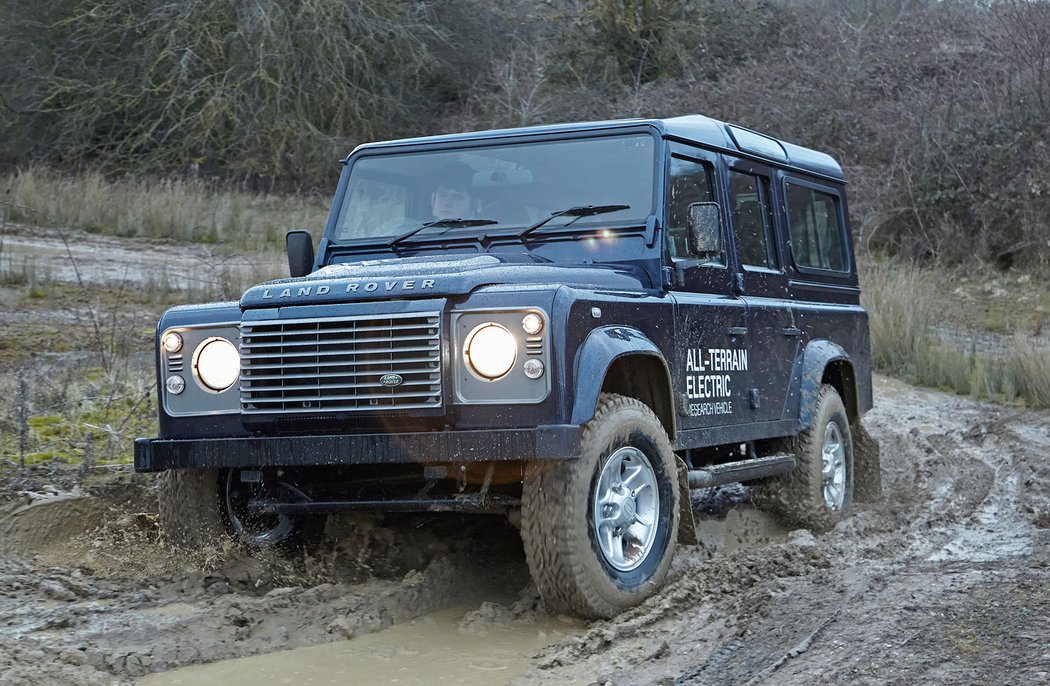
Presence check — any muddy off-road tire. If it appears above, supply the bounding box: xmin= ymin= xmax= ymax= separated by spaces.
xmin=222 ymin=468 xmax=323 ymax=548
xmin=755 ymin=384 xmax=853 ymax=530
xmin=157 ymin=469 xmax=226 ymax=547
xmin=521 ymin=393 xmax=679 ymax=619
xmin=158 ymin=468 xmax=319 ymax=549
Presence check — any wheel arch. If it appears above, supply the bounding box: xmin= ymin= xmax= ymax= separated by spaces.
xmin=798 ymin=339 xmax=858 ymax=430
xmin=797 ymin=339 xmax=881 ymax=503
xmin=570 ymin=326 xmax=675 ymax=440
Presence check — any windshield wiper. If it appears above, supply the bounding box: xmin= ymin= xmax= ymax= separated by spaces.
xmin=388 ymin=217 xmax=498 ymax=250
xmin=517 ymin=204 xmax=631 ymax=241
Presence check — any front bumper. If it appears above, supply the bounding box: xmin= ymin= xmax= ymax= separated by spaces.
xmin=134 ymin=425 xmax=581 ymax=473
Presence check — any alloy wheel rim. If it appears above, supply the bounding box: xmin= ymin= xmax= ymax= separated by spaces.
xmin=592 ymin=446 xmax=660 ymax=572
xmin=224 ymin=470 xmax=295 ymax=545
xmin=821 ymin=422 xmax=847 ymax=510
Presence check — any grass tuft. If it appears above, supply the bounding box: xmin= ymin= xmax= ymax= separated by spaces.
xmin=2 ymin=166 xmax=328 ymax=252
xmin=861 ymin=256 xmax=1050 ymax=409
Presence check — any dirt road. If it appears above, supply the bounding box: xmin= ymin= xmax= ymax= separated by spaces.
xmin=0 ymin=375 xmax=1046 ymax=685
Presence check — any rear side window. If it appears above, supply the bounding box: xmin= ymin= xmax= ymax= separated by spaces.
xmin=785 ymin=183 xmax=847 ymax=272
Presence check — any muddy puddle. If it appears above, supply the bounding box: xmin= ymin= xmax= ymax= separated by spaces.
xmin=693 ymin=506 xmax=791 ymax=554
xmin=139 ymin=604 xmax=582 ymax=686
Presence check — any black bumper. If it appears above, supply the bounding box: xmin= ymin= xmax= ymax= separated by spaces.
xmin=134 ymin=425 xmax=581 ymax=473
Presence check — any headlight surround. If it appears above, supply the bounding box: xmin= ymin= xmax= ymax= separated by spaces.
xmin=464 ymin=323 xmax=517 ymax=380
xmin=193 ymin=337 xmax=241 ymax=392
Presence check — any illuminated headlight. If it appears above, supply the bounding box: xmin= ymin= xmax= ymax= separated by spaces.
xmin=465 ymin=323 xmax=516 ymax=379
xmin=194 ymin=337 xmax=240 ymax=391
xmin=162 ymin=331 xmax=183 ymax=354
xmin=522 ymin=313 xmax=543 ymax=335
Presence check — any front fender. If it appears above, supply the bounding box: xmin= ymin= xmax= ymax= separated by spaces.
xmin=569 ymin=325 xmax=671 ymax=427
xmin=798 ymin=339 xmax=851 ymax=430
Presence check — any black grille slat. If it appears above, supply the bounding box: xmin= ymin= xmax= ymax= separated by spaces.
xmin=240 ymin=312 xmax=442 ymax=414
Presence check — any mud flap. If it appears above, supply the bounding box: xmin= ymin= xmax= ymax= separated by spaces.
xmin=853 ymin=421 xmax=882 ymax=503
xmin=676 ymin=457 xmax=698 ymax=545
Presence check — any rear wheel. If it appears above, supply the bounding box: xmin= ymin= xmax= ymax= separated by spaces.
xmin=755 ymin=384 xmax=854 ymax=529
xmin=521 ymin=393 xmax=679 ymax=618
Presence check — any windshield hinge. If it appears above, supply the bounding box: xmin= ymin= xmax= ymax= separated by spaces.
xmin=645 ymin=214 xmax=659 ymax=247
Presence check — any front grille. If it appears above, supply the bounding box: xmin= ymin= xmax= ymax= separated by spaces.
xmin=240 ymin=312 xmax=442 ymax=414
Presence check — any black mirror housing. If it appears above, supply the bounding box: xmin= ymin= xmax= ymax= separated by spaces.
xmin=286 ymin=230 xmax=315 ymax=278
xmin=687 ymin=202 xmax=722 ymax=255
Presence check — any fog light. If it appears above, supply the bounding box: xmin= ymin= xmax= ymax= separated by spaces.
xmin=521 ymin=313 xmax=543 ymax=335
xmin=166 ymin=374 xmax=185 ymax=395
xmin=162 ymin=331 xmax=183 ymax=354
xmin=523 ymin=358 xmax=545 ymax=379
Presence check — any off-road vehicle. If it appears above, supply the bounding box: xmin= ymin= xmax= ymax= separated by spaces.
xmin=135 ymin=115 xmax=878 ymax=618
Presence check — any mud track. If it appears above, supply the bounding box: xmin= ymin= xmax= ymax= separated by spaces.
xmin=1 ymin=376 xmax=1046 ymax=684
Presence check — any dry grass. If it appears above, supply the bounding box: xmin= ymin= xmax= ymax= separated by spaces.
xmin=1 ymin=166 xmax=329 ymax=251
xmin=1009 ymin=333 xmax=1050 ymax=408
xmin=861 ymin=256 xmax=1050 ymax=409
xmin=860 ymin=257 xmax=936 ymax=377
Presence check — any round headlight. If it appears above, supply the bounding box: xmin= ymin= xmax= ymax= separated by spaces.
xmin=465 ymin=323 xmax=516 ymax=379
xmin=194 ymin=338 xmax=240 ymax=391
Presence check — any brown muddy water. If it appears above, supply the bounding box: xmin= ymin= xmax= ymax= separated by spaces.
xmin=140 ymin=605 xmax=582 ymax=686
xmin=136 ymin=508 xmax=785 ymax=686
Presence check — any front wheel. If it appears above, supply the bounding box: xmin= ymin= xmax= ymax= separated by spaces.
xmin=222 ymin=469 xmax=308 ymax=548
xmin=157 ymin=468 xmax=319 ymax=550
xmin=521 ymin=393 xmax=679 ymax=619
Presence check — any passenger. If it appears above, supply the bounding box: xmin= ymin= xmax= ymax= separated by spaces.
xmin=431 ymin=162 xmax=478 ymax=219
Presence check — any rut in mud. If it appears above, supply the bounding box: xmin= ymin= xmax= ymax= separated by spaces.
xmin=0 ymin=376 xmax=1047 ymax=685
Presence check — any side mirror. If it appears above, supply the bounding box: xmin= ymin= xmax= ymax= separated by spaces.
xmin=687 ymin=202 xmax=722 ymax=255
xmin=286 ymin=230 xmax=315 ymax=278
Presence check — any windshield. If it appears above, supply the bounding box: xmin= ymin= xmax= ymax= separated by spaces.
xmin=333 ymin=133 xmax=657 ymax=244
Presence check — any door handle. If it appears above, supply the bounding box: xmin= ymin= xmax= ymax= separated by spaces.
xmin=782 ymin=327 xmax=801 ymax=337
xmin=726 ymin=326 xmax=748 ymax=336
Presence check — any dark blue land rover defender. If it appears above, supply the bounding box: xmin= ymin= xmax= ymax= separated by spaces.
xmin=135 ymin=115 xmax=878 ymax=618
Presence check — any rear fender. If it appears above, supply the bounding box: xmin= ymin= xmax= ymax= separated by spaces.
xmin=798 ymin=339 xmax=851 ymax=431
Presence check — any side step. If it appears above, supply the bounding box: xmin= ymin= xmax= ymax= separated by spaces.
xmin=687 ymin=453 xmax=796 ymax=489
xmin=248 ymin=494 xmax=520 ymax=516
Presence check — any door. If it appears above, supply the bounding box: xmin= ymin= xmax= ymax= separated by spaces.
xmin=667 ymin=149 xmax=752 ymax=432
xmin=727 ymin=160 xmax=800 ymax=424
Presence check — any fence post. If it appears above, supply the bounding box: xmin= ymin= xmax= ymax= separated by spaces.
xmin=17 ymin=365 xmax=29 ymax=469
xmin=82 ymin=432 xmax=95 ymax=477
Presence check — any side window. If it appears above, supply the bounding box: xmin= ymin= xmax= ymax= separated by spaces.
xmin=785 ymin=183 xmax=847 ymax=272
xmin=729 ymin=170 xmax=777 ymax=269
xmin=667 ymin=156 xmax=717 ymax=260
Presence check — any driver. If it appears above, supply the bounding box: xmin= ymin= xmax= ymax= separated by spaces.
xmin=431 ymin=162 xmax=478 ymax=219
